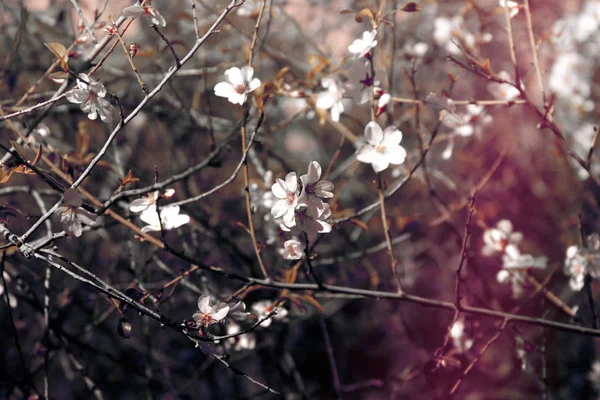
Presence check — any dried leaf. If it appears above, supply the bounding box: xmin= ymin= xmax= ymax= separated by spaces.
xmin=44 ymin=42 xmax=68 ymax=61
xmin=32 ymin=146 xmax=42 ymax=166
xmin=49 ymin=71 xmax=69 ymax=84
xmin=401 ymin=2 xmax=421 ymax=12
xmin=10 ymin=140 xmax=28 ymax=160
xmin=339 ymin=9 xmax=357 ymax=15
xmin=300 ymin=294 xmax=324 ymax=313
xmin=44 ymin=42 xmax=69 ymax=70
xmin=118 ymin=170 xmax=140 ymax=187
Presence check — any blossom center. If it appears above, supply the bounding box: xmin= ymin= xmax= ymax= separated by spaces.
xmin=235 ymin=83 xmax=248 ymax=94
xmin=375 ymin=144 xmax=387 ymax=154
xmin=286 ymin=192 xmax=296 ymax=205
xmin=199 ymin=313 xmax=214 ymax=326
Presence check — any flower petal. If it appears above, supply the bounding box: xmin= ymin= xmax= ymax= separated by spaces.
xmin=381 ymin=127 xmax=402 ymax=146
xmin=386 ymin=145 xmax=407 ymax=165
xmin=198 ymin=296 xmax=211 ymax=313
xmin=356 ymin=144 xmax=376 ymax=164
xmin=224 ymin=67 xmax=244 ymax=86
xmin=364 ymin=121 xmax=383 ymax=145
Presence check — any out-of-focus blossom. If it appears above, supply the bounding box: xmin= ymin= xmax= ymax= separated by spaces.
xmin=279 ymin=237 xmax=305 ymax=260
xmin=214 ymin=66 xmax=261 ymax=105
xmin=481 ymin=219 xmax=523 ymax=256
xmin=298 ymin=161 xmax=334 ymax=219
xmin=502 ymin=245 xmax=547 ymax=270
xmin=356 ymin=121 xmax=407 ymax=173
xmin=0 ymin=272 xmax=17 ymax=308
xmin=225 ymin=322 xmax=256 ymax=351
xmin=316 ymin=77 xmax=345 ymax=122
xmin=55 ymin=189 xmax=97 ymax=237
xmin=66 ymin=74 xmax=113 ymax=122
xmin=500 ymin=0 xmax=520 ymax=18
xmin=193 ymin=295 xmax=229 ymax=327
xmin=121 ymin=4 xmax=166 ymax=27
xmin=589 ymin=360 xmax=600 ymax=394
xmin=403 ymin=41 xmax=429 ymax=58
xmin=251 ymin=300 xmax=288 ymax=328
xmin=139 ymin=206 xmax=190 ymax=233
xmin=450 ymin=316 xmax=473 ymax=353
xmin=496 ymin=269 xmax=526 ymax=298
xmin=564 ymin=245 xmax=587 ymax=291
xmin=433 ymin=16 xmax=475 ymax=55
xmin=348 ymin=30 xmax=378 ymax=59
xmin=270 ymin=172 xmax=299 ymax=229
xmin=487 ymin=71 xmax=521 ymax=101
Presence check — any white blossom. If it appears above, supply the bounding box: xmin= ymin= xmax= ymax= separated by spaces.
xmin=279 ymin=237 xmax=305 ymax=260
xmin=270 ymin=172 xmax=299 ymax=229
xmin=225 ymin=322 xmax=256 ymax=351
xmin=193 ymin=295 xmax=229 ymax=327
xmin=214 ymin=66 xmax=261 ymax=105
xmin=564 ymin=245 xmax=587 ymax=291
xmin=55 ymin=189 xmax=97 ymax=237
xmin=500 ymin=0 xmax=520 ymax=18
xmin=129 ymin=191 xmax=159 ymax=213
xmin=348 ymin=30 xmax=378 ymax=59
xmin=139 ymin=205 xmax=190 ymax=233
xmin=356 ymin=121 xmax=407 ymax=173
xmin=450 ymin=317 xmax=473 ymax=353
xmin=316 ymin=77 xmax=345 ymax=122
xmin=121 ymin=4 xmax=166 ymax=27
xmin=65 ymin=74 xmax=113 ymax=122
xmin=0 ymin=272 xmax=17 ymax=308
xmin=251 ymin=300 xmax=288 ymax=328
xmin=487 ymin=71 xmax=521 ymax=101
xmin=481 ymin=219 xmax=523 ymax=256
xmin=298 ymin=161 xmax=334 ymax=219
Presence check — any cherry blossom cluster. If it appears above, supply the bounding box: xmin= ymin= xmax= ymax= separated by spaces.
xmin=191 ymin=295 xmax=288 ymax=352
xmin=481 ymin=220 xmax=547 ymax=298
xmin=269 ymin=161 xmax=334 ymax=258
xmin=316 ymin=28 xmax=392 ymax=122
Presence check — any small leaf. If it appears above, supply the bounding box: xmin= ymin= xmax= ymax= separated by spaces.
xmin=49 ymin=71 xmax=69 ymax=84
xmin=401 ymin=2 xmax=421 ymax=12
xmin=10 ymin=141 xmax=28 ymax=160
xmin=118 ymin=170 xmax=140 ymax=187
xmin=32 ymin=146 xmax=43 ymax=166
xmin=44 ymin=42 xmax=68 ymax=61
xmin=300 ymin=294 xmax=324 ymax=313
xmin=117 ymin=317 xmax=132 ymax=339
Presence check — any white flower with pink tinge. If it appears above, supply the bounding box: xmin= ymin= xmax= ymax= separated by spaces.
xmin=481 ymin=219 xmax=523 ymax=256
xmin=270 ymin=172 xmax=299 ymax=229
xmin=298 ymin=161 xmax=334 ymax=219
xmin=66 ymin=74 xmax=113 ymax=122
xmin=139 ymin=206 xmax=189 ymax=233
xmin=348 ymin=30 xmax=378 ymax=59
xmin=280 ymin=237 xmax=305 ymax=260
xmin=121 ymin=4 xmax=166 ymax=27
xmin=356 ymin=121 xmax=407 ymax=173
xmin=316 ymin=77 xmax=345 ymax=122
xmin=193 ymin=295 xmax=229 ymax=327
xmin=55 ymin=189 xmax=97 ymax=237
xmin=214 ymin=66 xmax=261 ymax=105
